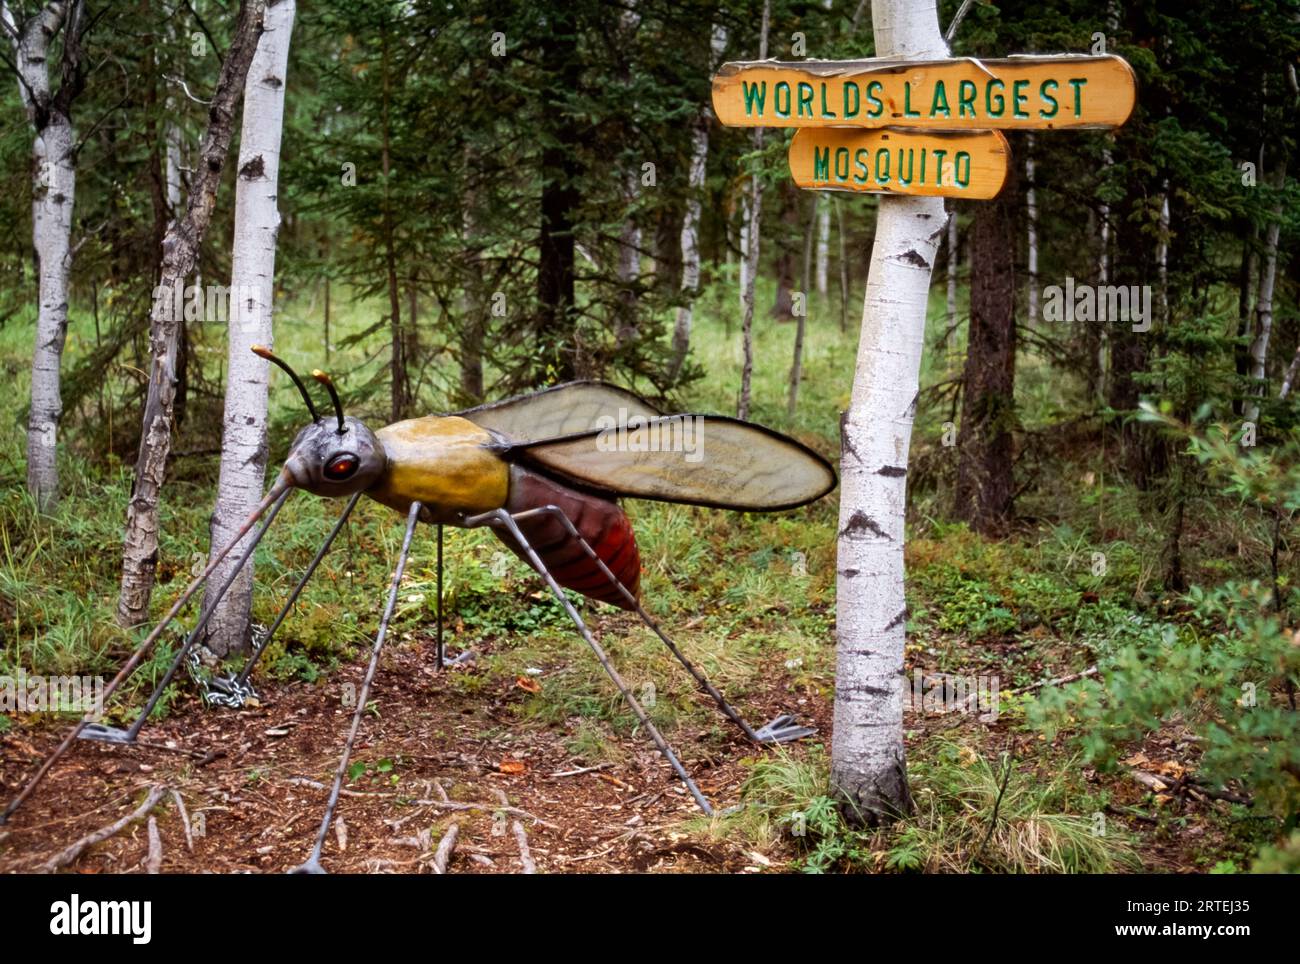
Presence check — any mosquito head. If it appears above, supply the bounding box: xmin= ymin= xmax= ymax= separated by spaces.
xmin=252 ymin=346 xmax=387 ymax=497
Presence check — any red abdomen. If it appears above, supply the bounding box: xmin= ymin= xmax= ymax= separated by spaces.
xmin=498 ymin=466 xmax=640 ymax=610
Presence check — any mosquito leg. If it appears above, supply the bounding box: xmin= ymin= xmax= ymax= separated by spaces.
xmin=435 ymin=523 xmax=444 ymax=669
xmin=0 ymin=483 xmax=293 ymax=824
xmin=102 ymin=488 xmax=294 ymax=743
xmin=464 ymin=508 xmax=714 ymax=815
xmin=228 ymin=491 xmax=364 ymax=693
xmin=507 ymin=505 xmax=815 ymax=745
xmin=291 ymin=500 xmax=422 ymax=874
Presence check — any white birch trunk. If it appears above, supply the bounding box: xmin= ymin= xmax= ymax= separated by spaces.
xmin=6 ymin=1 xmax=76 ymax=512
xmin=738 ymin=1 xmax=769 ymax=420
xmin=614 ymin=3 xmax=642 ymax=347
xmin=739 ymin=192 xmax=751 ymax=313
xmin=1025 ymin=134 xmax=1038 ymax=324
xmin=1245 ymin=159 xmax=1287 ymax=424
xmin=669 ymin=23 xmax=728 ymax=379
xmin=945 ymin=210 xmax=957 ymax=352
xmin=200 ymin=0 xmax=296 ymax=657
xmin=831 ymin=0 xmax=948 ymax=820
xmin=816 ymin=196 xmax=830 ymax=297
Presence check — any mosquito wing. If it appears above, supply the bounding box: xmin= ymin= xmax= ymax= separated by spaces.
xmin=456 ymin=381 xmax=662 ymax=444
xmin=505 ymin=415 xmax=837 ymax=512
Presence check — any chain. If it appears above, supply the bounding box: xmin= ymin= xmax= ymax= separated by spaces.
xmin=183 ymin=623 xmax=265 ymax=709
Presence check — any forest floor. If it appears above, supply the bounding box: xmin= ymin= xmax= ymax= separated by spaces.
xmin=0 ymin=284 xmax=1280 ymax=873
xmin=0 ymin=604 xmax=1248 ymax=874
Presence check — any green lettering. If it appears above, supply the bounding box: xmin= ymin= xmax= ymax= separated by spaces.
xmin=897 ymin=148 xmax=914 ymax=185
xmin=797 ymin=82 xmax=814 ymax=118
xmin=775 ymin=82 xmax=792 ymax=117
xmin=958 ymin=80 xmax=977 ymax=118
xmin=866 ymin=80 xmax=884 ymax=117
xmin=930 ymin=80 xmax=951 ymax=118
xmin=742 ymin=81 xmax=767 ymax=117
xmin=843 ymin=81 xmax=860 ymax=118
xmin=1012 ymin=79 xmax=1030 ymax=118
xmin=955 ymin=151 xmax=970 ymax=187
xmin=903 ymin=82 xmax=921 ymax=117
xmin=835 ymin=147 xmax=850 ymax=181
xmin=854 ymin=148 xmax=869 ymax=184
xmin=1039 ymin=79 xmax=1058 ymax=118
xmin=813 ymin=146 xmax=830 ymax=181
xmin=986 ymin=79 xmax=1005 ymax=117
xmin=820 ymin=82 xmax=837 ymax=118
xmin=933 ymin=149 xmax=948 ymax=184
xmin=1069 ymin=78 xmax=1087 ymax=117
xmin=875 ymin=148 xmax=891 ymax=183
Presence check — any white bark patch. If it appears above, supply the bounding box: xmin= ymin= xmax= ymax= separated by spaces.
xmin=831 ymin=0 xmax=948 ymax=818
xmin=202 ymin=0 xmax=297 ymax=657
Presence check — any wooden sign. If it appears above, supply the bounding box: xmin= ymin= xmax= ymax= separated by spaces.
xmin=713 ymin=54 xmax=1135 ymax=131
xmin=788 ymin=128 xmax=1009 ymax=199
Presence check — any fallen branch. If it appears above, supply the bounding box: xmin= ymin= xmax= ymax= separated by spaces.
xmin=145 ymin=816 xmax=162 ymax=874
xmin=548 ymin=763 xmax=613 ymax=779
xmin=171 ymin=789 xmax=194 ymax=852
xmin=430 ymin=824 xmax=460 ymax=875
xmin=512 ymin=821 xmax=537 ymax=874
xmin=41 ymin=785 xmax=167 ymax=873
xmin=407 ymin=798 xmax=559 ymax=830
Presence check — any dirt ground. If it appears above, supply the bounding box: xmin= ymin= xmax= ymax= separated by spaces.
xmin=0 ymin=631 xmax=833 ymax=875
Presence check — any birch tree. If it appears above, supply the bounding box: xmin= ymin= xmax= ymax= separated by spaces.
xmin=668 ymin=22 xmax=727 ymax=380
xmin=832 ymin=0 xmax=948 ymax=821
xmin=737 ymin=0 xmax=769 ymax=420
xmin=200 ymin=0 xmax=296 ymax=657
xmin=1245 ymin=159 xmax=1288 ymax=424
xmin=116 ymin=1 xmax=265 ymax=626
xmin=3 ymin=0 xmax=84 ymax=512
xmin=815 ymin=196 xmax=830 ymax=298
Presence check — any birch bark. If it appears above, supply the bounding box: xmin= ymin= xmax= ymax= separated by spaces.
xmin=831 ymin=0 xmax=948 ymax=821
xmin=200 ymin=0 xmax=296 ymax=657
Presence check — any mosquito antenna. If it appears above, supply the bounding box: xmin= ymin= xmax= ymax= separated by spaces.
xmin=312 ymin=369 xmax=346 ymax=434
xmin=251 ymin=345 xmax=321 ymax=423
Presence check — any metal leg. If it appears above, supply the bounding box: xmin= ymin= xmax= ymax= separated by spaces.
xmin=464 ymin=508 xmax=715 ymax=815
xmin=508 ymin=505 xmax=815 ymax=745
xmin=224 ymin=491 xmax=364 ymax=697
xmin=0 ymin=482 xmax=293 ymax=825
xmin=80 ymin=487 xmax=293 ymax=745
xmin=436 ymin=524 xmax=444 ymax=669
xmin=290 ymin=500 xmax=422 ymax=874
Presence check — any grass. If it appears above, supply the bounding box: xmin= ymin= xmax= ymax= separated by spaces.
xmin=0 ymin=266 xmax=1290 ymax=872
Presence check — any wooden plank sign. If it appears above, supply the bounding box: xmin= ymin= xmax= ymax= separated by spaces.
xmin=713 ymin=54 xmax=1135 ymax=131
xmin=788 ymin=128 xmax=1009 ymax=199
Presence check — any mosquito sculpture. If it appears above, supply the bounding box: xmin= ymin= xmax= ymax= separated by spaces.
xmin=3 ymin=346 xmax=836 ymax=872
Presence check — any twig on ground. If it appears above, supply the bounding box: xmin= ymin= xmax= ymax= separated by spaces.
xmin=41 ymin=785 xmax=168 ymax=873
xmin=548 ymin=762 xmax=613 ymax=779
xmin=407 ymin=798 xmax=559 ymax=830
xmin=430 ymin=824 xmax=460 ymax=875
xmin=145 ymin=816 xmax=162 ymax=874
xmin=171 ymin=789 xmax=194 ymax=852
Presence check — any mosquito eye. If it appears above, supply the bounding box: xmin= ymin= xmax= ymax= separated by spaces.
xmin=324 ymin=454 xmax=359 ymax=481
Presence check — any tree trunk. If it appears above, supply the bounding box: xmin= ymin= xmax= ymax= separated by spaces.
xmin=955 ymin=167 xmax=1018 ymax=535
xmin=6 ymin=0 xmax=81 ymax=512
xmin=116 ymin=1 xmax=264 ymax=627
xmin=770 ymin=181 xmax=799 ymax=321
xmin=1025 ymin=133 xmax=1038 ymax=324
xmin=944 ymin=209 xmax=957 ymax=354
xmin=815 ymin=196 xmax=830 ymax=298
xmin=789 ymin=195 xmax=816 ymax=416
xmin=832 ymin=0 xmax=948 ymax=824
xmin=199 ymin=0 xmax=296 ymax=658
xmin=738 ymin=0 xmax=769 ymax=420
xmin=669 ymin=23 xmax=727 ymax=381
xmin=380 ymin=28 xmax=406 ymax=421
xmin=1245 ymin=159 xmax=1288 ymax=424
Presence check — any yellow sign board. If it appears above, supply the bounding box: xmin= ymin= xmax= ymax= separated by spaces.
xmin=788 ymin=128 xmax=1010 ymax=199
xmin=713 ymin=54 xmax=1135 ymax=131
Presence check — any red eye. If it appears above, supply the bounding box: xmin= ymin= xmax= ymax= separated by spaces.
xmin=324 ymin=454 xmax=359 ymax=481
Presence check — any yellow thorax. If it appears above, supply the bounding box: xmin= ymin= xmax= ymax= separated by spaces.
xmin=367 ymin=415 xmax=509 ymax=522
